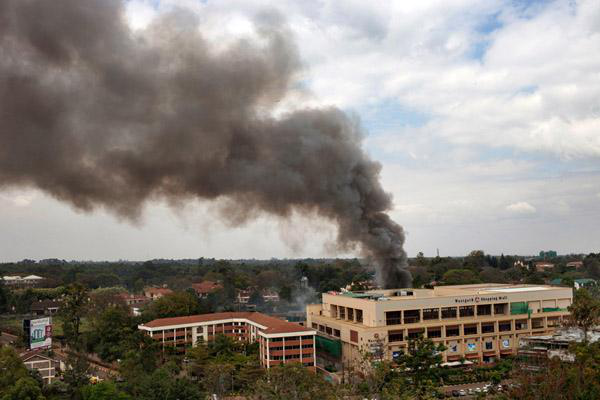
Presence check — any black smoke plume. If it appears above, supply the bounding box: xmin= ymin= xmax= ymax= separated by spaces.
xmin=0 ymin=0 xmax=411 ymax=288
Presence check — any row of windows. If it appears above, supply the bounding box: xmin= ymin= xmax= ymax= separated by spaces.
xmin=270 ymin=354 xmax=302 ymax=360
xmin=386 ymin=320 xmax=538 ymax=341
xmin=269 ymin=344 xmax=313 ymax=351
xmin=312 ymin=323 xmax=341 ymax=338
xmin=385 ymin=304 xmax=510 ymax=325
xmin=270 ymin=335 xmax=313 ymax=342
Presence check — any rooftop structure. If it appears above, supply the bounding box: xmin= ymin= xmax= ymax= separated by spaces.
xmin=519 ymin=327 xmax=600 ymax=363
xmin=143 ymin=287 xmax=173 ymax=300
xmin=191 ymin=280 xmax=223 ymax=298
xmin=139 ymin=311 xmax=316 ymax=369
xmin=2 ymin=275 xmax=45 ymax=287
xmin=307 ymin=284 xmax=572 ymax=369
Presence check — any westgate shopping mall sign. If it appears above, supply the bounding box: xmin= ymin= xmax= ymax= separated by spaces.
xmin=454 ymin=295 xmax=508 ymax=304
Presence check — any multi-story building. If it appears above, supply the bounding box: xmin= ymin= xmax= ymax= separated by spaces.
xmin=307 ymin=284 xmax=572 ymax=368
xmin=138 ymin=312 xmax=316 ymax=370
xmin=19 ymin=350 xmax=61 ymax=384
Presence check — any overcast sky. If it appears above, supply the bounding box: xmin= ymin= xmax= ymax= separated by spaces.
xmin=1 ymin=0 xmax=599 ymax=261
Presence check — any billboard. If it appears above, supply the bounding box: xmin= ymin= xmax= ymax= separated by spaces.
xmin=24 ymin=317 xmax=52 ymax=350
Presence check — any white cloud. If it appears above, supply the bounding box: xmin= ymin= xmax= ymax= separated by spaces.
xmin=0 ymin=190 xmax=37 ymax=208
xmin=505 ymin=201 xmax=536 ymax=214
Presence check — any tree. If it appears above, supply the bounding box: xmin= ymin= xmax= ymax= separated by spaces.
xmin=248 ymin=290 xmax=264 ymax=307
xmin=131 ymin=364 xmax=203 ymax=400
xmin=416 ymin=252 xmax=428 ymax=267
xmin=252 ymin=363 xmax=336 ymax=400
xmin=84 ymin=305 xmax=135 ymax=362
xmin=142 ymin=291 xmax=200 ymax=320
xmin=480 ymin=267 xmax=507 ymax=283
xmin=1 ymin=378 xmax=45 ymax=400
xmin=59 ymin=283 xmax=90 ymax=349
xmin=499 ymin=254 xmax=511 ymax=270
xmin=464 ymin=250 xmax=487 ymax=271
xmin=0 ymin=347 xmax=31 ymax=395
xmin=567 ymin=288 xmax=600 ymax=344
xmin=187 ymin=335 xmax=264 ymax=396
xmin=0 ymin=280 xmax=8 ymax=313
xmin=63 ymin=354 xmax=93 ymax=400
xmin=394 ymin=337 xmax=446 ymax=398
xmin=81 ymin=382 xmax=131 ymax=400
xmin=442 ymin=269 xmax=480 ymax=285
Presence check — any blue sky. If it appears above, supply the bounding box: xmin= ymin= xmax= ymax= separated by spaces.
xmin=1 ymin=0 xmax=599 ymax=261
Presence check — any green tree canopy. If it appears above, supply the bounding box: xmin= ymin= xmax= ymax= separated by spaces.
xmin=442 ymin=269 xmax=480 ymax=285
xmin=81 ymin=382 xmax=131 ymax=400
xmin=1 ymin=378 xmax=45 ymax=400
xmin=142 ymin=291 xmax=200 ymax=320
xmin=568 ymin=288 xmax=600 ymax=343
xmin=252 ymin=363 xmax=336 ymax=400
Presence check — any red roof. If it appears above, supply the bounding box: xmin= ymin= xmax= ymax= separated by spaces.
xmin=141 ymin=312 xmax=313 ymax=334
xmin=191 ymin=281 xmax=223 ymax=294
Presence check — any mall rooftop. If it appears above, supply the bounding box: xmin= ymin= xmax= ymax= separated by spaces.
xmin=333 ymin=284 xmax=564 ymax=301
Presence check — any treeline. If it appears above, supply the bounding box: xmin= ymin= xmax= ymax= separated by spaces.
xmin=0 ymin=258 xmax=370 ymax=316
xmin=408 ymin=251 xmax=600 ymax=288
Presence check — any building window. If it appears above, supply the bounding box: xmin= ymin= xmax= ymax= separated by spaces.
xmin=333 ymin=329 xmax=341 ymax=338
xmin=388 ymin=330 xmax=404 ymax=342
xmin=494 ymin=303 xmax=508 ymax=315
xmin=403 ymin=310 xmax=421 ymax=324
xmin=547 ymin=317 xmax=560 ymax=327
xmin=350 ymin=330 xmax=358 ymax=343
xmin=196 ymin=327 xmax=203 ymax=333
xmin=515 ymin=320 xmax=528 ymax=330
xmin=385 ymin=311 xmax=402 ymax=326
xmin=423 ymin=308 xmax=440 ymax=320
xmin=485 ymin=341 xmax=493 ymax=350
xmin=459 ymin=306 xmax=475 ymax=317
xmin=312 ymin=323 xmax=318 ymax=329
xmin=498 ymin=321 xmax=512 ymax=332
xmin=477 ymin=304 xmax=491 ymax=316
xmin=407 ymin=329 xmax=424 ymax=339
xmin=302 ymin=344 xmax=313 ymax=349
xmin=339 ymin=307 xmax=346 ymax=319
xmin=302 ymin=335 xmax=313 ymax=341
xmin=441 ymin=307 xmax=457 ymax=319
xmin=532 ymin=318 xmax=544 ymax=329
xmin=481 ymin=323 xmax=494 ymax=333
xmin=464 ymin=324 xmax=477 ymax=335
xmin=427 ymin=328 xmax=442 ymax=338
xmin=325 ymin=327 xmax=332 ymax=335
xmin=348 ymin=308 xmax=354 ymax=321
xmin=356 ymin=309 xmax=363 ymax=323
xmin=446 ymin=326 xmax=460 ymax=337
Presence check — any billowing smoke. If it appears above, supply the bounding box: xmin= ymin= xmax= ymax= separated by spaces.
xmin=0 ymin=0 xmax=411 ymax=288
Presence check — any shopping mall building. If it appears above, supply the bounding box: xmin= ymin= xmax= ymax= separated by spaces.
xmin=138 ymin=311 xmax=316 ymax=369
xmin=306 ymin=284 xmax=572 ymax=368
